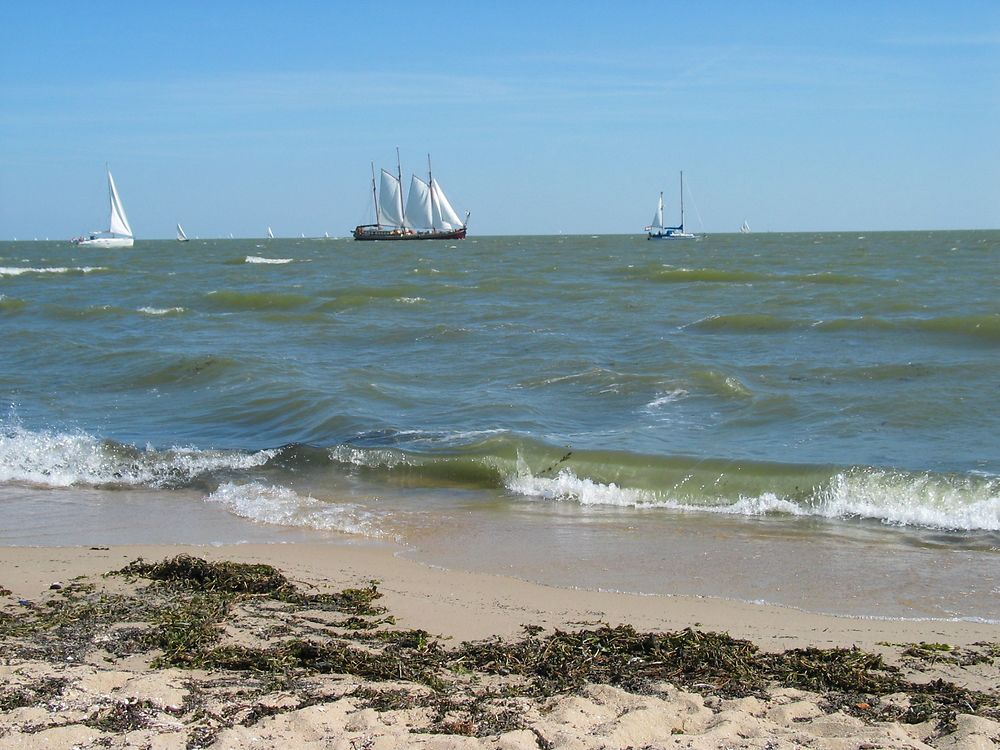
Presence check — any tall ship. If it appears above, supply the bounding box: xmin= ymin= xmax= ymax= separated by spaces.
xmin=72 ymin=167 xmax=134 ymax=248
xmin=353 ymin=150 xmax=469 ymax=241
xmin=645 ymin=171 xmax=697 ymax=240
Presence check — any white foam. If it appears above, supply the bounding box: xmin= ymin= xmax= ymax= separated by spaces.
xmin=0 ymin=424 xmax=275 ymax=488
xmin=245 ymin=256 xmax=293 ymax=264
xmin=816 ymin=471 xmax=1000 ymax=531
xmin=137 ymin=306 xmax=185 ymax=316
xmin=0 ymin=266 xmax=106 ymax=276
xmin=643 ymin=389 xmax=688 ymax=410
xmin=205 ymin=481 xmax=383 ymax=537
xmin=507 ymin=468 xmax=657 ymax=507
xmin=505 ymin=467 xmax=1000 ymax=530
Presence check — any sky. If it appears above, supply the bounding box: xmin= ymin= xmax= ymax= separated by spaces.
xmin=1 ymin=1 xmax=998 ymax=238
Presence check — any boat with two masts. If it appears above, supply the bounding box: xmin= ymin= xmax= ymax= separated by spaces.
xmin=353 ymin=150 xmax=469 ymax=241
xmin=646 ymin=171 xmax=697 ymax=240
xmin=72 ymin=168 xmax=134 ymax=248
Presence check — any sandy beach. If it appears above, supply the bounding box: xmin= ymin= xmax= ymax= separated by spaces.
xmin=1 ymin=542 xmax=997 ymax=749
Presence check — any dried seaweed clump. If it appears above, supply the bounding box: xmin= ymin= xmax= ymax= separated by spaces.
xmin=114 ymin=554 xmax=385 ymax=615
xmin=115 ymin=555 xmax=298 ymax=597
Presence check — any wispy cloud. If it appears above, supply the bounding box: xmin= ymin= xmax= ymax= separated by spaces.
xmin=882 ymin=32 xmax=1000 ymax=47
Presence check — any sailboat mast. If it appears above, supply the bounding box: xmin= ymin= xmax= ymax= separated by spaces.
xmin=427 ymin=154 xmax=438 ymax=231
xmin=370 ymin=162 xmax=379 ymax=227
xmin=679 ymin=171 xmax=685 ymax=232
xmin=396 ymin=147 xmax=405 ymax=228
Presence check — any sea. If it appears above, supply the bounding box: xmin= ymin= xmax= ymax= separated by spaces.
xmin=1 ymin=232 xmax=998 ymax=622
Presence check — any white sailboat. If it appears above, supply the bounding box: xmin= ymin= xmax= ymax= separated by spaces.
xmin=740 ymin=220 xmax=751 ymax=234
xmin=176 ymin=223 xmax=189 ymax=242
xmin=353 ymin=150 xmax=469 ymax=241
xmin=72 ymin=168 xmax=134 ymax=248
xmin=645 ymin=171 xmax=697 ymax=240
xmin=267 ymin=227 xmax=275 ymax=239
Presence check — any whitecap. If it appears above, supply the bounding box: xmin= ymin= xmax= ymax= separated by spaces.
xmin=137 ymin=306 xmax=185 ymax=316
xmin=0 ymin=266 xmax=106 ymax=276
xmin=245 ymin=256 xmax=293 ymax=264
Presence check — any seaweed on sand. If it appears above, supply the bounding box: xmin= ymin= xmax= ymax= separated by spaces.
xmin=0 ymin=555 xmax=995 ymax=740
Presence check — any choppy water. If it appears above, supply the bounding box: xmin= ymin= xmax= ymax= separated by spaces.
xmin=2 ymin=233 xmax=998 ymax=620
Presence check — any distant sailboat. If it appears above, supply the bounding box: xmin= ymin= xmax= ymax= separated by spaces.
xmin=645 ymin=171 xmax=697 ymax=240
xmin=740 ymin=220 xmax=751 ymax=234
xmin=267 ymin=227 xmax=274 ymax=239
xmin=72 ymin=168 xmax=134 ymax=248
xmin=176 ymin=223 xmax=189 ymax=242
xmin=353 ymin=149 xmax=469 ymax=241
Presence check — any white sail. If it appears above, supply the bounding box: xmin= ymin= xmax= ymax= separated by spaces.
xmin=107 ymin=170 xmax=132 ymax=237
xmin=176 ymin=223 xmax=188 ymax=241
xmin=740 ymin=220 xmax=751 ymax=234
xmin=431 ymin=178 xmax=463 ymax=230
xmin=267 ymin=226 xmax=274 ymax=239
xmin=378 ymin=169 xmax=406 ymax=228
xmin=404 ymin=175 xmax=433 ymax=229
xmin=648 ymin=193 xmax=664 ymax=230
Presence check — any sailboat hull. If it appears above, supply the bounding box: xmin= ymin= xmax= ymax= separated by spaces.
xmin=352 ymin=225 xmax=466 ymax=241
xmin=647 ymin=231 xmax=697 ymax=241
xmin=73 ymin=236 xmax=134 ymax=248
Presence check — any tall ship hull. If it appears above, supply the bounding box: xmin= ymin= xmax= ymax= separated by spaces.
xmin=352 ymin=225 xmax=467 ymax=241
xmin=354 ymin=150 xmax=469 ymax=242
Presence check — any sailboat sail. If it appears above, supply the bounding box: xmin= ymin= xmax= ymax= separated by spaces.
xmin=267 ymin=227 xmax=274 ymax=239
xmin=405 ymin=175 xmax=433 ymax=229
xmin=107 ymin=171 xmax=132 ymax=237
xmin=431 ymin=178 xmax=462 ymax=230
xmin=176 ymin=223 xmax=188 ymax=241
xmin=648 ymin=193 xmax=664 ymax=231
xmin=378 ymin=170 xmax=406 ymax=228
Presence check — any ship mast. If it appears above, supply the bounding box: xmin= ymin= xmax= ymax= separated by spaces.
xmin=370 ymin=162 xmax=379 ymax=227
xmin=679 ymin=171 xmax=685 ymax=232
xmin=396 ymin=147 xmax=405 ymax=229
xmin=427 ymin=154 xmax=437 ymax=231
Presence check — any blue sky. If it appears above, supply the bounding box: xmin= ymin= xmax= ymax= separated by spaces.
xmin=1 ymin=1 xmax=998 ymax=238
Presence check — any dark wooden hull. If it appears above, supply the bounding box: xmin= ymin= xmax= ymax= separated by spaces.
xmin=352 ymin=225 xmax=467 ymax=241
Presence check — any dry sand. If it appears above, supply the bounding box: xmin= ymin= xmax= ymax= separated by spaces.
xmin=0 ymin=542 xmax=997 ymax=749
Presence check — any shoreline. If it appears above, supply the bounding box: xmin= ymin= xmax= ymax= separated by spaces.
xmin=3 ymin=542 xmax=997 ymax=649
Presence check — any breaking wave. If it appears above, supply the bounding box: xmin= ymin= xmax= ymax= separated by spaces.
xmin=0 ymin=424 xmax=274 ymax=489
xmin=2 ymin=423 xmax=997 ymax=532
